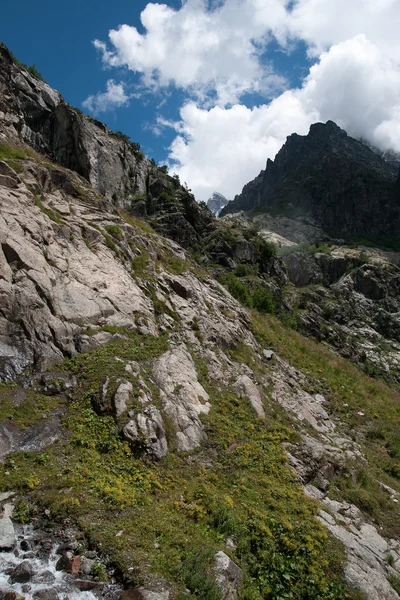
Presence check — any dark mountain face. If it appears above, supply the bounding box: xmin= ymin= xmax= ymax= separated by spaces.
xmin=221 ymin=121 xmax=400 ymax=238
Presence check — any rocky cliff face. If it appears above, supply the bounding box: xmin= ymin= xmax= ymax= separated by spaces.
xmin=0 ymin=42 xmax=150 ymax=204
xmin=221 ymin=121 xmax=400 ymax=238
xmin=1 ymin=43 xmax=400 ymax=600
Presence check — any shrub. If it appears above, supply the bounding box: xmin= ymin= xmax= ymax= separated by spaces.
xmin=181 ymin=552 xmax=223 ymax=600
xmin=224 ymin=274 xmax=252 ymax=307
xmin=113 ymin=131 xmax=131 ymax=143
xmin=234 ymin=263 xmax=258 ymax=277
xmin=258 ymin=238 xmax=277 ymax=262
xmin=252 ymin=288 xmax=275 ymax=314
xmin=27 ymin=64 xmax=46 ymax=82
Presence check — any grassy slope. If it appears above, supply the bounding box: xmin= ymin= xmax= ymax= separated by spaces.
xmin=0 ymin=329 xmax=363 ymax=600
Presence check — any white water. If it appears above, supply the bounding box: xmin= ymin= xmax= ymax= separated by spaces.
xmin=0 ymin=525 xmax=119 ymax=599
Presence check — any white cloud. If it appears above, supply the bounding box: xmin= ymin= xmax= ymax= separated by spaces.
xmin=93 ymin=0 xmax=289 ymax=105
xmin=82 ymin=79 xmax=129 ymax=114
xmin=288 ymin=0 xmax=400 ymax=61
xmin=169 ymin=35 xmax=400 ymax=200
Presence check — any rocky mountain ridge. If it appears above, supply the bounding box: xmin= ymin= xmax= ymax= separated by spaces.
xmin=0 ymin=42 xmax=400 ymax=600
xmin=221 ymin=121 xmax=400 ymax=239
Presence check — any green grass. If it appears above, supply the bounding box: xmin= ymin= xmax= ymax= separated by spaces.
xmin=279 ymin=241 xmax=332 ymax=257
xmin=219 ymin=273 xmax=277 ymax=315
xmin=0 ymin=143 xmax=37 ymax=161
xmin=118 ymin=208 xmax=156 ymax=234
xmin=104 ymin=224 xmax=123 ymax=240
xmin=33 ymin=195 xmax=62 ymax=223
xmin=0 ymin=384 xmax=59 ymax=428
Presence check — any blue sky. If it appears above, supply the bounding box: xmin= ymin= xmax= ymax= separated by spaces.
xmin=1 ymin=0 xmax=399 ymax=200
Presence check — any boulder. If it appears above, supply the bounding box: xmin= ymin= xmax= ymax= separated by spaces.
xmin=214 ymin=551 xmax=244 ymax=600
xmin=32 ymin=590 xmax=59 ymax=600
xmin=113 ymin=381 xmax=133 ymax=418
xmin=0 ymin=517 xmax=15 ymax=549
xmin=152 ymin=346 xmax=210 ymax=452
xmin=9 ymin=560 xmax=33 ymax=583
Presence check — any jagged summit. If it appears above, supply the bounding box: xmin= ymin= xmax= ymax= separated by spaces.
xmin=207 ymin=191 xmax=229 ymax=216
xmin=221 ymin=120 xmax=400 ymax=238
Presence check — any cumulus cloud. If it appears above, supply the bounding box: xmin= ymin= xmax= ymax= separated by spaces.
xmin=82 ymin=79 xmax=129 ymax=114
xmin=169 ymin=35 xmax=400 ymax=200
xmin=93 ymin=0 xmax=289 ymax=105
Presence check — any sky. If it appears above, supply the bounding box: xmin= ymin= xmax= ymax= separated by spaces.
xmin=1 ymin=0 xmax=400 ymax=201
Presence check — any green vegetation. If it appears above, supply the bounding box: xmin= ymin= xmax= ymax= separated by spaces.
xmin=27 ymin=64 xmax=46 ymax=82
xmin=0 ymin=143 xmax=37 ymax=162
xmin=0 ymin=384 xmax=59 ymax=428
xmin=0 ymin=333 xmax=358 ymax=598
xmin=118 ymin=208 xmax=156 ymax=234
xmin=9 ymin=50 xmax=47 ymax=82
xmin=104 ymin=224 xmax=123 ymax=240
xmin=234 ymin=263 xmax=259 ymax=277
xmin=326 ymin=231 xmax=400 ymax=252
xmin=279 ymin=241 xmax=332 ymax=257
xmin=219 ymin=273 xmax=277 ymax=315
xmin=113 ymin=131 xmax=131 ymax=143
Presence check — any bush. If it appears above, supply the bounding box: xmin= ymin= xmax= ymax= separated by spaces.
xmin=258 ymin=238 xmax=277 ymax=262
xmin=252 ymin=288 xmax=275 ymax=314
xmin=234 ymin=263 xmax=258 ymax=277
xmin=224 ymin=274 xmax=252 ymax=307
xmin=181 ymin=552 xmax=222 ymax=600
xmin=104 ymin=224 xmax=123 ymax=240
xmin=113 ymin=131 xmax=130 ymax=143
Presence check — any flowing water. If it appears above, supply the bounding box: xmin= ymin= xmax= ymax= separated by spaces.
xmin=0 ymin=525 xmax=122 ymax=600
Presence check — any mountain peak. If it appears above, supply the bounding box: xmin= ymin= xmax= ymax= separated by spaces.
xmin=221 ymin=120 xmax=400 ymax=237
xmin=207 ymin=191 xmax=229 ymax=216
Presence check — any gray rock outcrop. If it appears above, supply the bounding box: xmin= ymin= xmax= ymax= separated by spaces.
xmin=152 ymin=346 xmax=210 ymax=452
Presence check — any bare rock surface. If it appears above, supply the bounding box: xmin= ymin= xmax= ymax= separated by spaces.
xmin=214 ymin=551 xmax=244 ymax=600
xmin=304 ymin=485 xmax=400 ymax=599
xmin=123 ymin=405 xmax=168 ymax=460
xmin=152 ymin=345 xmax=210 ymax=452
xmin=235 ymin=374 xmax=265 ymax=418
xmin=0 ymin=416 xmax=62 ymax=461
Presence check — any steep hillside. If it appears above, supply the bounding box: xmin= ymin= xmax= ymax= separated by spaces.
xmin=221 ymin=121 xmax=400 ymax=239
xmin=0 ymin=43 xmax=400 ymax=600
